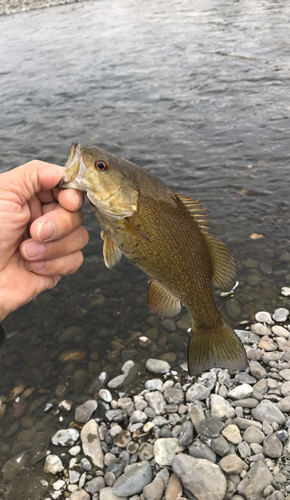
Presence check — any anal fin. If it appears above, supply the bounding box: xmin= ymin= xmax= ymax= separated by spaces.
xmin=101 ymin=232 xmax=122 ymax=269
xmin=148 ymin=279 xmax=181 ymax=317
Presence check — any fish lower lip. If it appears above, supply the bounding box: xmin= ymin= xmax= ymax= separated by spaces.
xmin=56 ymin=178 xmax=65 ymax=188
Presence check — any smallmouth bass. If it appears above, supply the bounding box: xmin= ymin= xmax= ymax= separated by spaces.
xmin=60 ymin=142 xmax=248 ymax=377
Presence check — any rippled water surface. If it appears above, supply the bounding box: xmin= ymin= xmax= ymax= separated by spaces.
xmin=1 ymin=0 xmax=290 ymax=496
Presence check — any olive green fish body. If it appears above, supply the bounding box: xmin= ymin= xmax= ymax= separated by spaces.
xmin=61 ymin=143 xmax=248 ymax=376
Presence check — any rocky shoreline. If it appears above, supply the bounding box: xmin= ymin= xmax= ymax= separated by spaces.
xmin=3 ymin=306 xmax=290 ymax=500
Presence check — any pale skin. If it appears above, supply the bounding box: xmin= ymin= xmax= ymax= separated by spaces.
xmin=0 ymin=160 xmax=89 ymax=322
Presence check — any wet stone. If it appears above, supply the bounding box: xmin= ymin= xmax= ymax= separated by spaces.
xmin=273 ymin=308 xmax=289 ymax=322
xmin=113 ymin=461 xmax=152 ymax=496
xmin=75 ymin=399 xmax=98 ymax=424
xmin=44 ymin=454 xmax=64 ymax=475
xmin=99 ymin=389 xmax=113 ymax=403
xmin=146 ymin=358 xmax=170 ymax=374
xmin=199 ymin=417 xmax=225 ymax=438
xmin=51 ymin=428 xmax=79 ymax=447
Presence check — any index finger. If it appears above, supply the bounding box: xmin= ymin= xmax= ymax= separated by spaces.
xmin=53 ymin=188 xmax=85 ymax=212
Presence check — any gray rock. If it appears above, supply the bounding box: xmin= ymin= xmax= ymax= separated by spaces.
xmin=145 ymin=392 xmax=166 ymax=415
xmin=228 ymin=384 xmax=253 ymax=400
xmin=85 ymin=477 xmax=106 ymax=495
xmin=273 ymin=308 xmax=289 ymax=322
xmin=243 ymin=426 xmax=265 ymax=444
xmin=75 ymin=400 xmax=98 ymax=424
xmin=108 ymin=360 xmax=139 ymax=389
xmin=189 ymin=439 xmax=217 ymax=462
xmin=69 ymin=470 xmax=81 ymax=484
xmin=179 ymin=421 xmax=193 ymax=447
xmin=164 ymin=472 xmax=182 ymax=500
xmin=235 ymin=417 xmax=262 ymax=430
xmin=283 ymin=436 xmax=290 ymax=458
xmin=69 ymin=490 xmax=91 ymax=500
xmin=263 ymin=433 xmax=283 ymax=458
xmin=143 ymin=477 xmax=164 ymax=500
xmin=231 ymin=398 xmax=258 ymax=408
xmin=164 ymin=388 xmax=184 ymax=405
xmin=81 ymin=457 xmax=92 ymax=471
xmin=113 ymin=461 xmax=152 ymax=496
xmin=51 ymin=428 xmax=79 ymax=447
xmin=189 ymin=404 xmax=205 ymax=433
xmin=251 ymin=323 xmax=272 ymax=336
xmin=249 ymin=360 xmax=267 ymax=379
xmin=186 ymin=382 xmax=211 ymax=401
xmin=100 ymin=487 xmax=127 ymax=500
xmin=138 ymin=443 xmax=154 ymax=461
xmin=279 ymin=395 xmax=290 ymax=412
xmin=210 ymin=435 xmax=230 ymax=457
xmin=130 ymin=410 xmax=147 ymax=424
xmin=281 ymin=381 xmax=290 ymax=397
xmin=145 ymin=379 xmax=163 ymax=391
xmin=154 ymin=438 xmax=185 ymax=466
xmin=235 ymin=373 xmax=256 ymax=385
xmin=272 ymin=325 xmax=290 ymax=339
xmin=172 ymin=454 xmax=226 ymax=500
xmin=199 ymin=417 xmax=224 ymax=438
xmin=81 ymin=419 xmax=104 ymax=468
xmin=237 ymin=441 xmax=251 ymax=459
xmin=251 ymin=400 xmax=286 ymax=425
xmin=105 ymin=472 xmax=116 ymax=487
xmin=146 ymin=358 xmax=170 ymax=374
xmin=219 ymin=454 xmax=244 ymax=475
xmin=210 ymin=394 xmax=235 ymax=420
xmin=238 ymin=461 xmax=273 ymax=499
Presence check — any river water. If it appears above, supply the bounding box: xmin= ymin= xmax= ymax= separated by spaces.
xmin=1 ymin=0 xmax=290 ymax=497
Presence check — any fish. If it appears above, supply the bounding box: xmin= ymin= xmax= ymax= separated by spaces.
xmin=59 ymin=142 xmax=248 ymax=377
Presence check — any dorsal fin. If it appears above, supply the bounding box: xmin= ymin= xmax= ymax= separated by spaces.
xmin=176 ymin=194 xmax=211 ymax=233
xmin=177 ymin=194 xmax=237 ymax=292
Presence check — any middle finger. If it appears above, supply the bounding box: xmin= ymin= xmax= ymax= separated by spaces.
xmin=29 ymin=205 xmax=84 ymax=242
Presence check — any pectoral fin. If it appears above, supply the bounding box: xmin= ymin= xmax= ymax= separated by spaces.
xmin=101 ymin=232 xmax=122 ymax=269
xmin=148 ymin=279 xmax=181 ymax=317
xmin=123 ymin=219 xmax=151 ymax=244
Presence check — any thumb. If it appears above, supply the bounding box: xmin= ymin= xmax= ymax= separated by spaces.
xmin=1 ymin=160 xmax=64 ymax=205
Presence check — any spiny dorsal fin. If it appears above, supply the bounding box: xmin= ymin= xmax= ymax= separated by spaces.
xmin=148 ymin=279 xmax=181 ymax=317
xmin=101 ymin=232 xmax=122 ymax=269
xmin=177 ymin=194 xmax=237 ymax=292
xmin=176 ymin=194 xmax=211 ymax=233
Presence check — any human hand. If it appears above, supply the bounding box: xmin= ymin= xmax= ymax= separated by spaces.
xmin=0 ymin=160 xmax=89 ymax=321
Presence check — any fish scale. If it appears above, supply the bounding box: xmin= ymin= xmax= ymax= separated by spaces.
xmin=60 ymin=142 xmax=248 ymax=377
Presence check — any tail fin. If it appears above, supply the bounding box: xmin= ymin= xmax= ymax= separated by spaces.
xmin=187 ymin=321 xmax=248 ymax=377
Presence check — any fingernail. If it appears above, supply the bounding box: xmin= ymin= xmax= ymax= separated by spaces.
xmin=38 ymin=220 xmax=56 ymax=242
xmin=72 ymin=192 xmax=83 ymax=210
xmin=23 ymin=241 xmax=46 ymax=259
xmin=26 ymin=260 xmax=44 ymax=271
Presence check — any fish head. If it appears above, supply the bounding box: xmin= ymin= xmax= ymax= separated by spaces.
xmin=59 ymin=142 xmax=139 ymax=218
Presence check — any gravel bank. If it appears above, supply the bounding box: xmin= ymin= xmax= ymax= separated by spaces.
xmin=3 ymin=306 xmax=290 ymax=500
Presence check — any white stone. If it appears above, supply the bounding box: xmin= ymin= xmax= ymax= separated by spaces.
xmin=272 ymin=325 xmax=289 ymax=338
xmin=281 ymin=287 xmax=290 ymax=297
xmin=255 ymin=311 xmax=273 ymax=324
xmin=44 ymin=455 xmax=64 ymax=475
xmin=228 ymin=384 xmax=253 ymax=400
xmin=99 ymin=389 xmax=112 ymax=403
xmin=273 ymin=308 xmax=289 ymax=322
xmin=154 ymin=438 xmax=184 ymax=466
xmin=52 ymin=479 xmax=65 ymax=490
xmin=81 ymin=419 xmax=104 ymax=468
xmin=51 ymin=428 xmax=79 ymax=447
xmin=69 ymin=445 xmax=81 ymax=456
xmin=210 ymin=394 xmax=235 ymax=420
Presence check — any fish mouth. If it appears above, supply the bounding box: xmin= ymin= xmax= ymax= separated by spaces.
xmin=57 ymin=142 xmax=82 ymax=189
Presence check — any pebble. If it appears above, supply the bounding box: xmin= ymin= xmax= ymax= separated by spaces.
xmin=189 ymin=404 xmax=205 ymax=433
xmin=69 ymin=490 xmax=90 ymax=500
xmin=219 ymin=454 xmax=244 ymax=475
xmin=44 ymin=455 xmax=64 ymax=475
xmin=51 ymin=428 xmax=80 ymax=447
xmin=143 ymin=477 xmax=164 ymax=500
xmin=255 ymin=311 xmax=273 ymax=323
xmin=100 ymin=487 xmax=127 ymax=500
xmin=146 ymin=358 xmax=171 ymax=374
xmin=145 ymin=379 xmax=163 ymax=391
xmin=145 ymin=392 xmax=166 ymax=415
xmin=154 ymin=438 xmax=185 ymax=466
xmin=178 ymin=420 xmax=193 ymax=446
xmin=164 ymin=473 xmax=182 ymax=500
xmin=138 ymin=443 xmax=154 ymax=461
xmin=108 ymin=360 xmax=138 ymax=389
xmin=85 ymin=477 xmax=105 ymax=495
xmin=113 ymin=461 xmax=152 ymax=496
xmin=99 ymin=389 xmax=113 ymax=403
xmin=199 ymin=417 xmax=225 ymax=438
xmin=243 ymin=426 xmax=265 ymax=444
xmin=210 ymin=394 xmax=235 ymax=420
xmin=81 ymin=419 xmax=104 ymax=468
xmin=272 ymin=325 xmax=290 ymax=338
xmin=263 ymin=433 xmax=283 ymax=458
xmin=221 ymin=424 xmax=242 ymax=444
xmin=251 ymin=400 xmax=286 ymax=425
xmin=189 ymin=439 xmax=217 ymax=462
xmin=172 ymin=454 xmax=227 ymax=500
xmin=237 ymin=461 xmax=273 ymax=499
xmin=273 ymin=308 xmax=289 ymax=322
xmin=228 ymin=384 xmax=253 ymax=399
xmin=75 ymin=400 xmax=98 ymax=424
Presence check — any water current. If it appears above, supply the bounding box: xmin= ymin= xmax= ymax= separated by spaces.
xmin=1 ymin=0 xmax=290 ymax=496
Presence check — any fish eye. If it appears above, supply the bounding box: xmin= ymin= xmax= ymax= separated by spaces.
xmin=95 ymin=160 xmax=109 ymax=171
